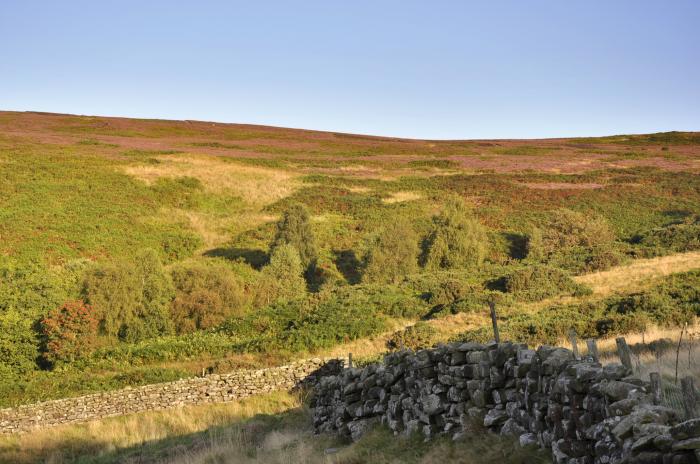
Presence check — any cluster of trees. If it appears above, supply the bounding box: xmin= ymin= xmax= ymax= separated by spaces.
xmin=0 ymin=196 xmax=632 ymax=376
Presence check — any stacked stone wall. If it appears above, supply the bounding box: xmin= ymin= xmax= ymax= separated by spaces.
xmin=312 ymin=342 xmax=700 ymax=464
xmin=1 ymin=357 xmax=342 ymax=434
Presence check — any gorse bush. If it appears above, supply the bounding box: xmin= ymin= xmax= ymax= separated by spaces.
xmin=502 ymin=265 xmax=591 ymax=302
xmin=170 ymin=261 xmax=248 ymax=334
xmin=160 ymin=227 xmax=203 ymax=263
xmin=362 ymin=216 xmax=419 ymax=284
xmin=41 ymin=300 xmax=98 ymax=364
xmin=634 ymin=222 xmax=700 ymax=255
xmin=527 ymin=209 xmax=621 ymax=272
xmin=423 ymin=196 xmax=488 ymax=270
xmin=269 ymin=203 xmax=318 ymax=269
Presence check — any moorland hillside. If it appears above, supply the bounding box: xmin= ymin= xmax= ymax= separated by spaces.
xmin=1 ymin=110 xmax=699 ymax=409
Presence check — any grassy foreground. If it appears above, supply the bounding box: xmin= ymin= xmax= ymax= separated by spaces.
xmin=0 ymin=391 xmax=548 ymax=464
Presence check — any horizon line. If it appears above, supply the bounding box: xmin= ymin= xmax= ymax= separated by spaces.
xmin=3 ymin=108 xmax=698 ymax=143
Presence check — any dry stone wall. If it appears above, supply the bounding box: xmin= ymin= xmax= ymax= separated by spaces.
xmin=312 ymin=341 xmax=700 ymax=464
xmin=0 ymin=357 xmax=342 ymax=434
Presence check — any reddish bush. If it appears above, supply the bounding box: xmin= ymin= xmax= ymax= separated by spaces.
xmin=41 ymin=300 xmax=99 ymax=364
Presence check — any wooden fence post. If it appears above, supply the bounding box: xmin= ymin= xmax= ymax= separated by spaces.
xmin=676 ymin=323 xmax=688 ymax=385
xmin=681 ymin=376 xmax=698 ymax=419
xmin=348 ymin=352 xmax=353 ymax=369
xmin=616 ymin=337 xmax=633 ymax=372
xmin=489 ymin=301 xmax=500 ymax=344
xmin=568 ymin=329 xmax=579 ymax=360
xmin=586 ymin=339 xmax=599 ymax=362
xmin=649 ymin=372 xmax=662 ymax=405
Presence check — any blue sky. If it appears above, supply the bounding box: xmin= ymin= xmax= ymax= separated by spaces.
xmin=1 ymin=1 xmax=698 ymax=139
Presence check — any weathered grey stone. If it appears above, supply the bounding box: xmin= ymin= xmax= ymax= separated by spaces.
xmin=422 ymin=394 xmax=444 ymax=416
xmin=671 ymin=419 xmax=700 ymax=440
xmin=348 ymin=418 xmax=378 ymax=442
xmin=519 ymin=432 xmax=538 ymax=448
xmin=500 ymin=418 xmax=526 ymax=436
xmin=483 ymin=408 xmax=508 ymax=427
xmin=673 ymin=437 xmax=700 ymax=450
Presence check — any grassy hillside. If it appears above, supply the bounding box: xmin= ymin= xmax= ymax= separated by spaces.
xmin=1 ymin=111 xmax=700 ymax=407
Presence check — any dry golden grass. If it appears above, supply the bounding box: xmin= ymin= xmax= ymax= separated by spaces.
xmin=427 ymin=312 xmax=489 ymax=339
xmin=596 ymin=324 xmax=700 ymax=381
xmin=123 ymin=155 xmax=299 ymax=206
xmin=319 ymin=318 xmax=413 ymax=360
xmin=554 ymin=322 xmax=700 ymax=386
xmin=382 ymin=191 xmax=422 ymax=204
xmin=575 ymin=251 xmax=700 ymax=296
xmin=0 ymin=387 xmax=547 ymax=464
xmin=0 ymin=391 xmax=302 ymax=464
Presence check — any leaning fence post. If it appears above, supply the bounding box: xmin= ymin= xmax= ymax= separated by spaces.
xmin=489 ymin=301 xmax=500 ymax=343
xmin=649 ymin=372 xmax=662 ymax=405
xmin=681 ymin=376 xmax=698 ymax=419
xmin=616 ymin=337 xmax=633 ymax=372
xmin=348 ymin=352 xmax=353 ymax=369
xmin=568 ymin=329 xmax=579 ymax=360
xmin=586 ymin=339 xmax=599 ymax=362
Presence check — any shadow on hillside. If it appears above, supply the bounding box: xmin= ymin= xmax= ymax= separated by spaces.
xmin=503 ymin=232 xmax=528 ymax=260
xmin=204 ymin=247 xmax=268 ymax=269
xmin=333 ymin=249 xmax=362 ymax=284
xmin=662 ymin=209 xmax=696 ymax=223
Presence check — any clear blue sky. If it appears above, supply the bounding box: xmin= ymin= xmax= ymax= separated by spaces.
xmin=1 ymin=1 xmax=698 ymax=139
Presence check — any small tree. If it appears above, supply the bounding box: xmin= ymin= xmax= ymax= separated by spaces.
xmin=424 ymin=196 xmax=488 ymax=270
xmin=41 ymin=300 xmax=98 ymax=364
xmin=270 ymin=203 xmax=318 ymax=270
xmin=127 ymin=249 xmax=175 ymax=340
xmin=362 ymin=217 xmax=419 ymax=284
xmin=257 ymin=244 xmax=307 ymax=305
xmin=83 ymin=249 xmax=175 ymax=342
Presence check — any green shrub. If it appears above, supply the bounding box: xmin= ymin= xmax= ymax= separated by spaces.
xmin=83 ymin=249 xmax=174 ymax=342
xmin=635 ymin=222 xmax=700 ymax=255
xmin=160 ymin=228 xmax=203 ymax=263
xmin=527 ymin=209 xmax=620 ymax=272
xmin=0 ymin=257 xmax=69 ymax=318
xmin=256 ymin=244 xmax=307 ymax=306
xmin=387 ymin=322 xmax=439 ymax=351
xmin=423 ymin=196 xmax=489 ymax=270
xmin=362 ymin=216 xmax=419 ymax=284
xmin=503 ymin=265 xmax=591 ymax=302
xmin=269 ymin=203 xmax=318 ymax=269
xmin=150 ymin=176 xmax=203 ymax=209
xmin=427 ymin=278 xmax=473 ymax=307
xmin=170 ymin=261 xmax=248 ymax=334
xmin=0 ymin=310 xmax=39 ymax=375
